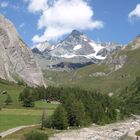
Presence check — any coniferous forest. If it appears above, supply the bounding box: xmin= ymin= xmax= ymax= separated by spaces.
xmin=19 ymin=77 xmax=140 ymax=130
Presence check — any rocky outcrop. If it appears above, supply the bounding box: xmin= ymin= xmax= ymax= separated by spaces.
xmin=89 ymin=72 xmax=108 ymax=77
xmin=106 ymin=54 xmax=127 ymax=71
xmin=127 ymin=36 xmax=140 ymax=50
xmin=0 ymin=14 xmax=45 ymax=86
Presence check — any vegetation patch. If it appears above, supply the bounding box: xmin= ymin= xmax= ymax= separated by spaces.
xmin=136 ymin=130 xmax=140 ymax=136
xmin=24 ymin=130 xmax=48 ymax=140
xmin=34 ymin=101 xmax=58 ymax=109
xmin=0 ymin=108 xmax=54 ymax=132
xmin=1 ymin=126 xmax=55 ymax=140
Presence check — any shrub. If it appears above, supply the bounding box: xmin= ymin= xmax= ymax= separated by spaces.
xmin=24 ymin=131 xmax=48 ymax=140
xmin=5 ymin=94 xmax=13 ymax=105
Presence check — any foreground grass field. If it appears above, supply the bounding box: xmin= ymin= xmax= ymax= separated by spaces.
xmin=0 ymin=109 xmax=40 ymax=132
xmin=0 ymin=106 xmax=57 ymax=132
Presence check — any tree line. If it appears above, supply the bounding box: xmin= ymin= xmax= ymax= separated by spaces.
xmin=19 ymin=87 xmax=123 ymax=129
xmin=19 ymin=77 xmax=140 ymax=130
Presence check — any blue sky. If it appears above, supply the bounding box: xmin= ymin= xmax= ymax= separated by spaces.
xmin=0 ymin=0 xmax=140 ymax=47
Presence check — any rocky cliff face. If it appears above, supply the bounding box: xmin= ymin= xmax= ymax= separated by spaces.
xmin=106 ymin=54 xmax=127 ymax=71
xmin=0 ymin=14 xmax=45 ymax=86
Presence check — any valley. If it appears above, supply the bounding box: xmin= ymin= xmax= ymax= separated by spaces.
xmin=0 ymin=6 xmax=140 ymax=140
xmin=43 ymin=40 xmax=140 ymax=94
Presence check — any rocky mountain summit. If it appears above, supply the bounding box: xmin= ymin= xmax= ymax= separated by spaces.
xmin=33 ymin=30 xmax=122 ymax=70
xmin=0 ymin=14 xmax=45 ymax=86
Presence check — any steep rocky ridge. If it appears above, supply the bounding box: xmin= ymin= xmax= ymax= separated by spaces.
xmin=0 ymin=14 xmax=45 ymax=86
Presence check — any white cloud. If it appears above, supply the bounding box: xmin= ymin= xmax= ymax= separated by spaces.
xmin=28 ymin=0 xmax=48 ymax=13
xmin=129 ymin=4 xmax=140 ymax=18
xmin=0 ymin=1 xmax=9 ymax=8
xmin=19 ymin=23 xmax=25 ymax=29
xmin=26 ymin=0 xmax=104 ymax=43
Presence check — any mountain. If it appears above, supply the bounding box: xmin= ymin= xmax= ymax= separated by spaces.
xmin=43 ymin=35 xmax=140 ymax=93
xmin=33 ymin=30 xmax=122 ymax=70
xmin=0 ymin=14 xmax=45 ymax=87
xmin=50 ymin=30 xmax=106 ymax=60
xmin=32 ymin=41 xmax=54 ymax=53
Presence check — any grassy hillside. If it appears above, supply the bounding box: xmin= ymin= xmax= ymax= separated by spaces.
xmin=44 ymin=45 xmax=140 ymax=94
xmin=0 ymin=79 xmax=24 ymax=108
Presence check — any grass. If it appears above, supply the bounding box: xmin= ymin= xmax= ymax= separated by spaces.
xmin=34 ymin=101 xmax=58 ymax=109
xmin=136 ymin=130 xmax=140 ymax=136
xmin=0 ymin=80 xmax=24 ymax=108
xmin=0 ymin=108 xmax=56 ymax=132
xmin=0 ymin=108 xmax=41 ymax=132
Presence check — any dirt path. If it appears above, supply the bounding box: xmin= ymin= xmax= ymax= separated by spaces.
xmin=0 ymin=125 xmax=37 ymax=138
xmin=128 ymin=126 xmax=140 ymax=138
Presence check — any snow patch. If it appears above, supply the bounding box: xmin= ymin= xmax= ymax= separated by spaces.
xmin=88 ymin=42 xmax=106 ymax=59
xmin=33 ymin=41 xmax=52 ymax=52
xmin=61 ymin=54 xmax=76 ymax=58
xmin=34 ymin=44 xmax=47 ymax=52
xmin=59 ymin=53 xmax=106 ymax=60
xmin=73 ymin=45 xmax=82 ymax=51
xmin=89 ymin=42 xmax=104 ymax=52
xmin=84 ymin=38 xmax=88 ymax=41
xmin=85 ymin=53 xmax=106 ymax=60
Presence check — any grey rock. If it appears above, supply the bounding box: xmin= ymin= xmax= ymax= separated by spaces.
xmin=127 ymin=36 xmax=140 ymax=50
xmin=96 ymin=48 xmax=108 ymax=57
xmin=89 ymin=72 xmax=108 ymax=77
xmin=106 ymin=54 xmax=127 ymax=71
xmin=0 ymin=14 xmax=46 ymax=87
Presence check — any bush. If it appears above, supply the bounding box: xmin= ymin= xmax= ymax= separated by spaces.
xmin=5 ymin=94 xmax=13 ymax=105
xmin=24 ymin=131 xmax=48 ymax=140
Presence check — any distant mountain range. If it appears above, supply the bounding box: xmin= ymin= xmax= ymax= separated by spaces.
xmin=32 ymin=30 xmax=122 ymax=70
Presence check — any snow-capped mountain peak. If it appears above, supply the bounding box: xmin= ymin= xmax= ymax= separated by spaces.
xmin=33 ymin=41 xmax=52 ymax=52
xmin=32 ymin=30 xmax=122 ymax=70
xmin=49 ymin=30 xmax=107 ymax=60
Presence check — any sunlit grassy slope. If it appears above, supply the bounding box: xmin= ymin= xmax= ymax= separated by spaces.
xmin=44 ymin=47 xmax=140 ymax=94
xmin=0 ymin=80 xmax=24 ymax=108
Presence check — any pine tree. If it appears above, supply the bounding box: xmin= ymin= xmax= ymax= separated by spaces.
xmin=51 ymin=105 xmax=68 ymax=130
xmin=41 ymin=110 xmax=47 ymax=130
xmin=19 ymin=87 xmax=34 ymax=107
xmin=64 ymin=95 xmax=87 ymax=126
